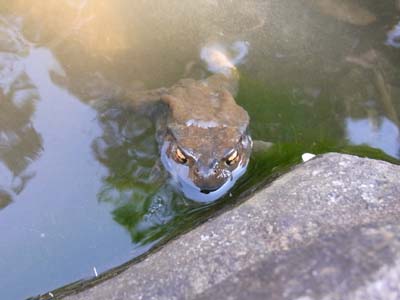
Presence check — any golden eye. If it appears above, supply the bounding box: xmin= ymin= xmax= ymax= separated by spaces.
xmin=226 ymin=150 xmax=239 ymax=166
xmin=175 ymin=147 xmax=187 ymax=164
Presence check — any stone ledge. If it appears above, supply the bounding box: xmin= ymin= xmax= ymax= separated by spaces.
xmin=65 ymin=153 xmax=400 ymax=300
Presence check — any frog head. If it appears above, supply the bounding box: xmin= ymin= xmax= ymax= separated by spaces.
xmin=160 ymin=124 xmax=252 ymax=202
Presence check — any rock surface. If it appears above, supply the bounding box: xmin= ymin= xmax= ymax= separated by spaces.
xmin=65 ymin=153 xmax=400 ymax=300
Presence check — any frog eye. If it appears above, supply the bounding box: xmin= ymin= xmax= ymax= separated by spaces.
xmin=174 ymin=147 xmax=188 ymax=164
xmin=225 ymin=150 xmax=239 ymax=166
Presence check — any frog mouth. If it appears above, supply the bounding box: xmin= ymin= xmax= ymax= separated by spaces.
xmin=200 ymin=187 xmax=219 ymax=194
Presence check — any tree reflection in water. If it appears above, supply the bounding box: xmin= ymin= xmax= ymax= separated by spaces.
xmin=0 ymin=16 xmax=42 ymax=209
xmin=92 ymin=103 xmax=193 ymax=245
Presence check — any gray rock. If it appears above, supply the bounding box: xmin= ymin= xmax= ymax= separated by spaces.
xmin=64 ymin=153 xmax=400 ymax=300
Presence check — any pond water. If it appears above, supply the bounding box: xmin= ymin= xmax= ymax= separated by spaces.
xmin=0 ymin=1 xmax=399 ymax=299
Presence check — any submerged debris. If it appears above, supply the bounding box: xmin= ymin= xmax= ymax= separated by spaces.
xmin=307 ymin=0 xmax=377 ymax=26
xmin=200 ymin=41 xmax=249 ymax=75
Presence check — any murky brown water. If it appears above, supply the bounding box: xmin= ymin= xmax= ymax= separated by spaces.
xmin=0 ymin=1 xmax=399 ymax=299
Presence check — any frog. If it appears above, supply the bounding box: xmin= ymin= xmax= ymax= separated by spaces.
xmin=122 ymin=42 xmax=253 ymax=202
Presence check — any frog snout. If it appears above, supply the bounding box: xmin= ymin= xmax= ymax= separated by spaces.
xmin=191 ymin=162 xmax=228 ymax=193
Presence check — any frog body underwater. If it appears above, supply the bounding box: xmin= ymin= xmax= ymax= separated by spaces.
xmin=125 ymin=42 xmax=252 ymax=202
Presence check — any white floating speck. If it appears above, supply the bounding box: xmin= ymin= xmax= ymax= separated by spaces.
xmin=93 ymin=267 xmax=98 ymax=277
xmin=302 ymin=153 xmax=316 ymax=162
xmin=49 ymin=292 xmax=54 ymax=298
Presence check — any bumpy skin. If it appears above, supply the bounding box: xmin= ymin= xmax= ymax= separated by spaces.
xmin=126 ymin=72 xmax=252 ymax=202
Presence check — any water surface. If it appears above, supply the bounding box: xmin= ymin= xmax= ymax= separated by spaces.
xmin=0 ymin=1 xmax=399 ymax=299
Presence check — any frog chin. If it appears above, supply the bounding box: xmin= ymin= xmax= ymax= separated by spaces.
xmin=160 ymin=142 xmax=249 ymax=203
xmin=179 ymin=162 xmax=248 ymax=203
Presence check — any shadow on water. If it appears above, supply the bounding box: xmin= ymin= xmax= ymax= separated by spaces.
xmin=0 ymin=1 xmax=399 ymax=299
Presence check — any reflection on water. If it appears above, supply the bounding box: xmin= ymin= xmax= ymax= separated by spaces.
xmin=386 ymin=20 xmax=400 ymax=48
xmin=0 ymin=1 xmax=399 ymax=299
xmin=93 ymin=104 xmax=177 ymax=244
xmin=92 ymin=104 xmax=202 ymax=245
xmin=0 ymin=16 xmax=41 ymax=209
xmin=346 ymin=117 xmax=400 ymax=159
xmin=0 ymin=15 xmax=134 ymax=300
